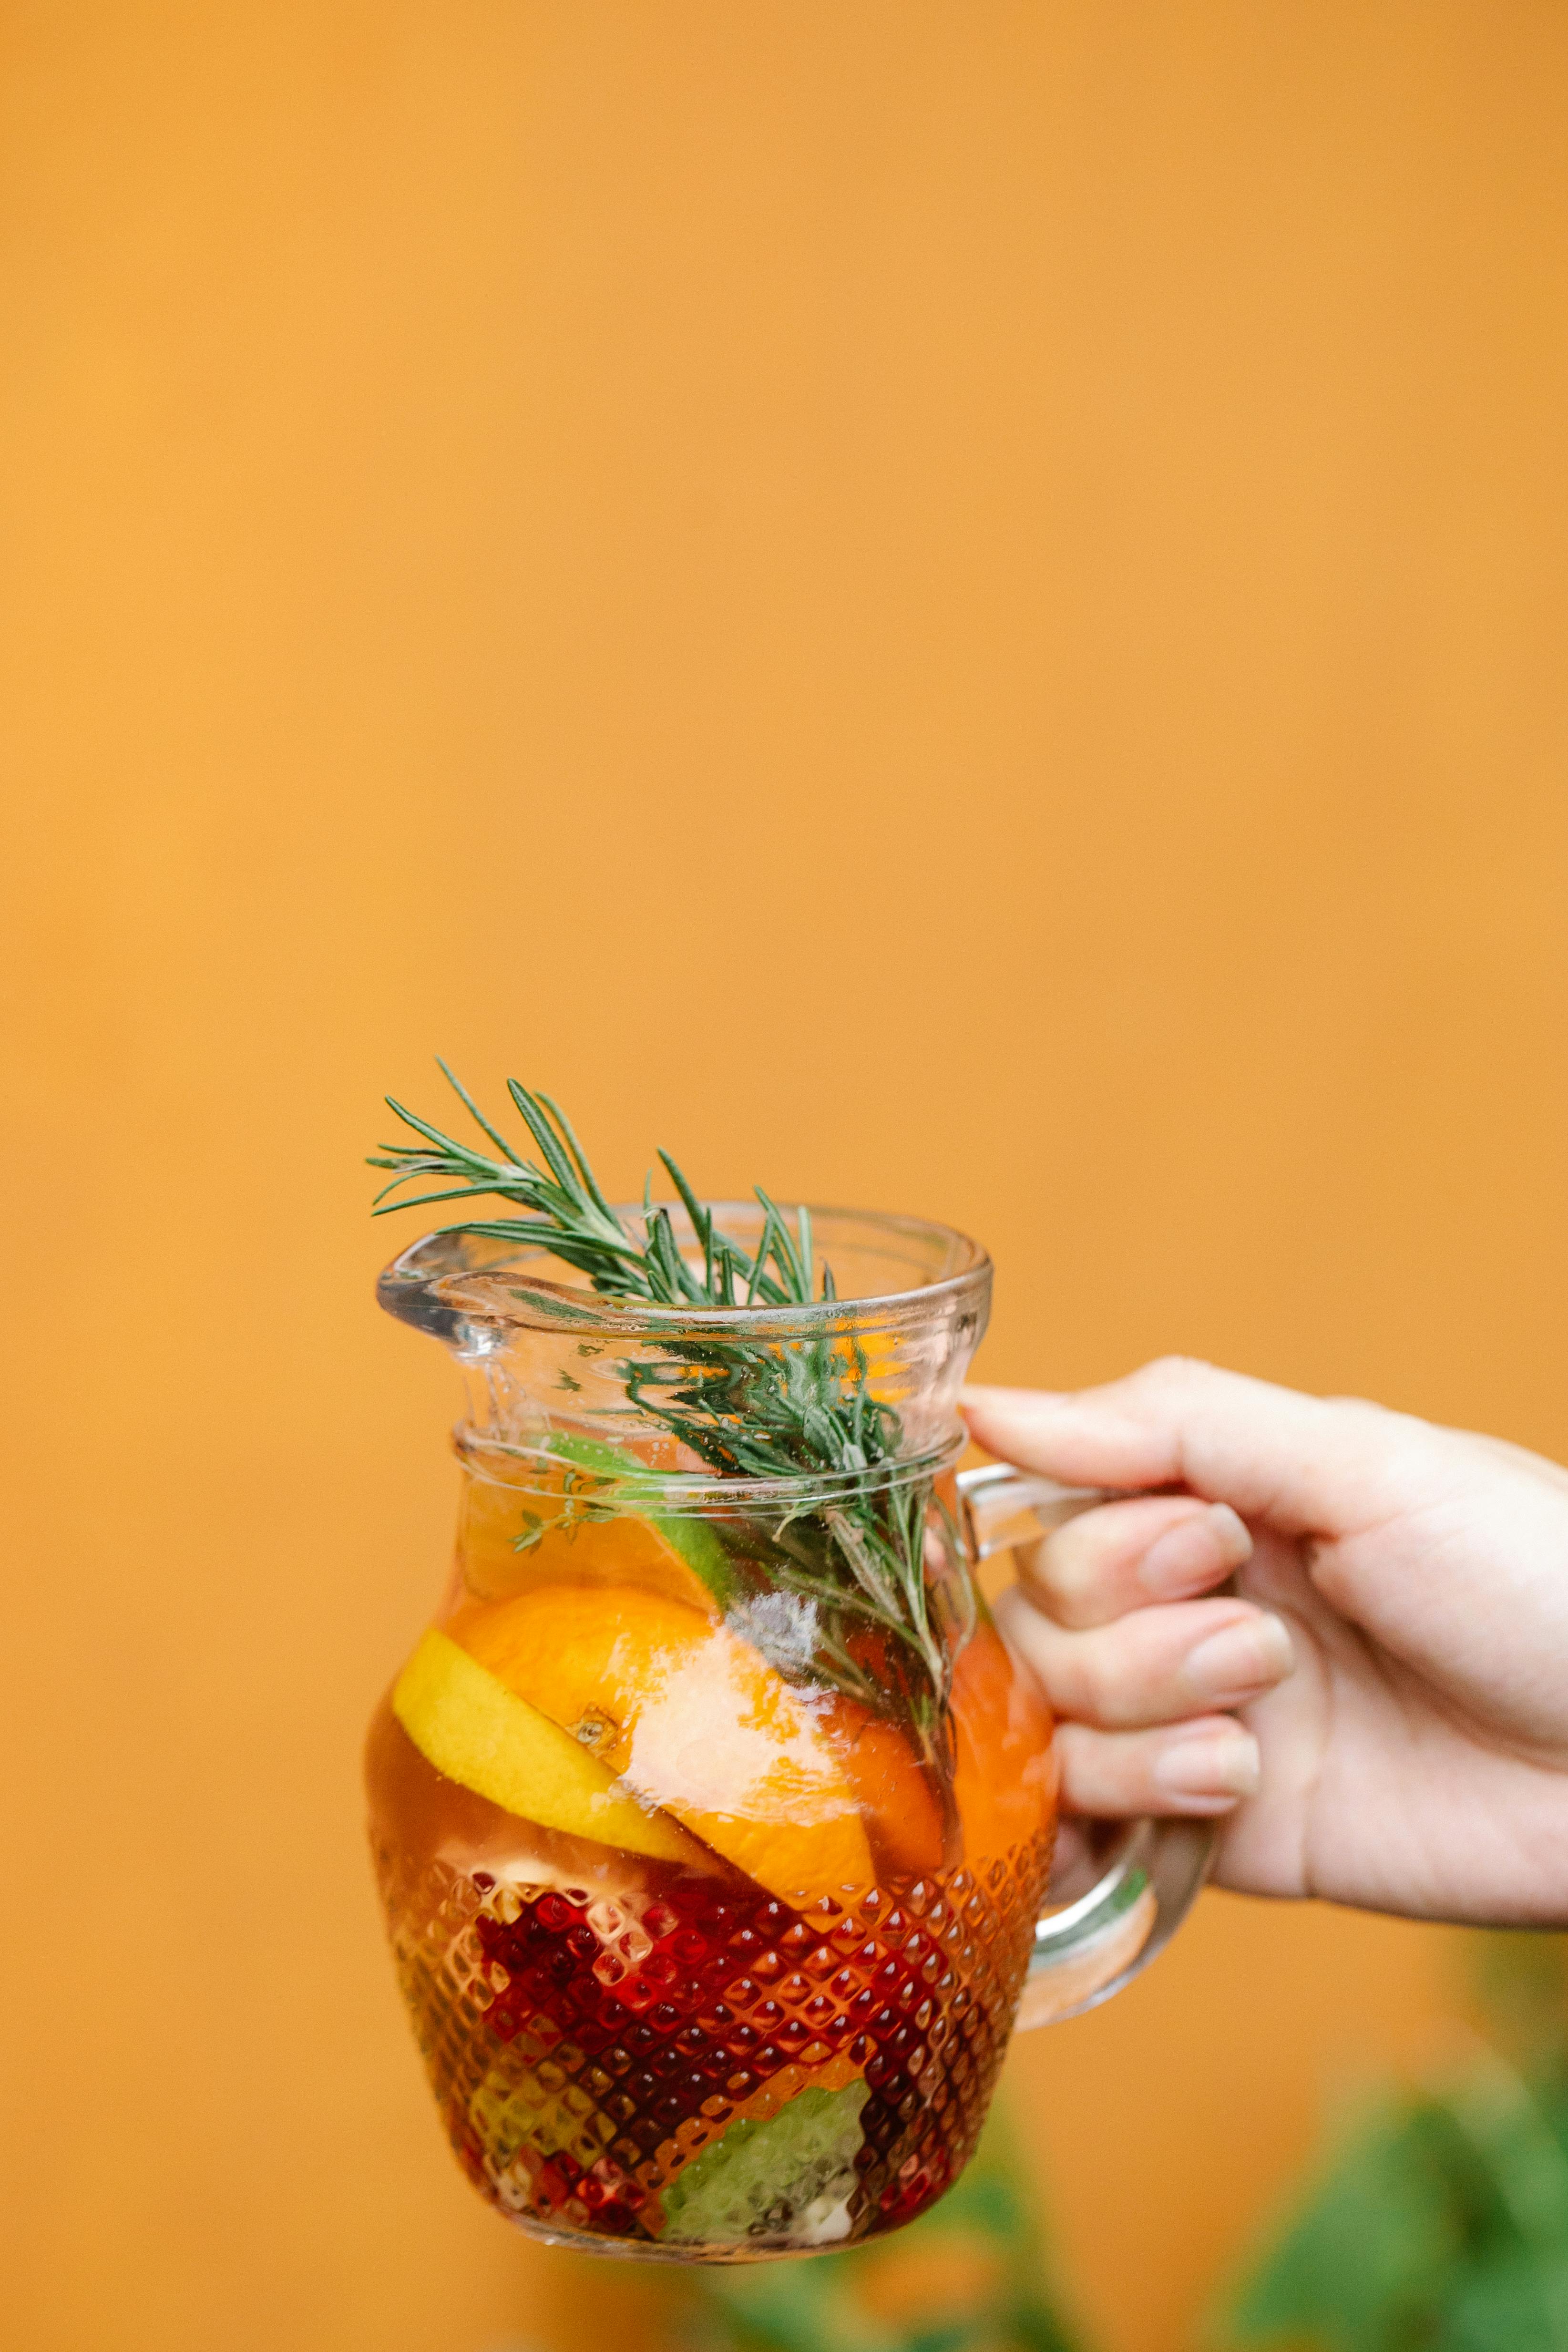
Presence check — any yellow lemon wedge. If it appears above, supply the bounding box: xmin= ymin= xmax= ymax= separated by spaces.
xmin=449 ymin=1586 xmax=875 ymax=1903
xmin=391 ymin=1627 xmax=700 ymax=1865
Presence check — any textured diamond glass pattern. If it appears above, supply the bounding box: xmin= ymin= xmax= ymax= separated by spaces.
xmin=373 ymin=1766 xmax=1050 ymax=2257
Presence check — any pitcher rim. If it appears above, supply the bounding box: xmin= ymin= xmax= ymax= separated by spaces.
xmin=379 ymin=1200 xmax=992 ymax=1342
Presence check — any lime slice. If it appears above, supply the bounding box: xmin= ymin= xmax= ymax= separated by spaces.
xmin=660 ymin=2079 xmax=871 ymax=2247
xmin=548 ymin=1432 xmax=738 ymax=1611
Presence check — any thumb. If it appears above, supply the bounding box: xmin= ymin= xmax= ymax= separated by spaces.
xmin=961 ymin=1358 xmax=1420 ymax=1539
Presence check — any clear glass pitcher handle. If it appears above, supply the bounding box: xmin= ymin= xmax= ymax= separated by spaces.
xmin=956 ymin=1462 xmax=1217 ymax=2027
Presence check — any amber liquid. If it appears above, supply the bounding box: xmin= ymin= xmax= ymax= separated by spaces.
xmin=368 ymin=1629 xmax=1054 ymax=2258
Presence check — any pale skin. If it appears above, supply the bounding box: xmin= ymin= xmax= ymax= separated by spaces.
xmin=963 ymin=1359 xmax=1568 ymax=1927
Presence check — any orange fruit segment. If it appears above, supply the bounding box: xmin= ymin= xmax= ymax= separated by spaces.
xmin=951 ymin=1619 xmax=1057 ymax=1870
xmin=458 ymin=1480 xmax=725 ymax=1615
xmin=448 ymin=1585 xmax=874 ymax=1903
xmin=457 ymin=1437 xmax=736 ymax=1616
xmin=819 ymin=1696 xmax=946 ymax=1877
xmin=391 ymin=1628 xmax=701 ymax=1864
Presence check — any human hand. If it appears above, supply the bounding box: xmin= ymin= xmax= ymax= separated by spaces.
xmin=963 ymin=1360 xmax=1568 ymax=1925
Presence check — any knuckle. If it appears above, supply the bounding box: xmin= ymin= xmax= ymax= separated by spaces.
xmin=1059 ymin=1629 xmax=1132 ymax=1724
xmin=1049 ymin=1719 xmax=1102 ymax=1779
xmin=1051 ymin=1589 xmax=1110 ymax=1634
xmin=1053 ymin=1722 xmax=1145 ymax=1815
xmin=1030 ymin=1526 xmax=1105 ymax=1618
xmin=991 ymin=1585 xmax=1053 ymax=1662
xmin=1135 ymin=1353 xmax=1217 ymax=1394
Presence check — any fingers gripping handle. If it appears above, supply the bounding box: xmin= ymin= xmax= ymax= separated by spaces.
xmin=956 ymin=1462 xmax=1216 ymax=2027
xmin=960 ymin=1460 xmax=1136 ymax=1560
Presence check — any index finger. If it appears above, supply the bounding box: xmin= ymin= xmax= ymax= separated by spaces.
xmin=962 ymin=1361 xmax=1423 ymax=1539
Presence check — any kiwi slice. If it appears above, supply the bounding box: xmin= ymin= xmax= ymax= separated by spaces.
xmin=659 ymin=2079 xmax=871 ymax=2248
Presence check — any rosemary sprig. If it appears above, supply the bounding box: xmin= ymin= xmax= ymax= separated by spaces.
xmin=369 ymin=1064 xmax=965 ymax=1768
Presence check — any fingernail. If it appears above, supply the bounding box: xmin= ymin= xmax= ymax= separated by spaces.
xmin=1182 ymin=1613 xmax=1294 ymax=1704
xmin=1139 ymin=1503 xmax=1253 ymax=1598
xmin=1154 ymin=1724 xmax=1262 ymax=1801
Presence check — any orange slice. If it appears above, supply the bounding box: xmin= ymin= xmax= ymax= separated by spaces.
xmin=448 ymin=1585 xmax=874 ymax=1903
xmin=390 ymin=1628 xmax=701 ymax=1864
xmin=459 ymin=1482 xmax=725 ymax=1614
xmin=456 ymin=1437 xmax=735 ymax=1615
xmin=819 ymin=1696 xmax=947 ymax=1877
xmin=951 ymin=1619 xmax=1057 ymax=1869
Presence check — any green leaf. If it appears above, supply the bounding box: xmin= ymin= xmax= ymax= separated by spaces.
xmin=1436 ymin=2250 xmax=1568 ymax=2351
xmin=434 ymin=1055 xmax=526 ymax=1164
xmin=1221 ymin=2101 xmax=1464 ymax=2350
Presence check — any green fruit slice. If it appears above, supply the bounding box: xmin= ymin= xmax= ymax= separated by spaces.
xmin=548 ymin=1432 xmax=738 ymax=1611
xmin=392 ymin=1628 xmax=697 ymax=1863
xmin=659 ymin=2079 xmax=871 ymax=2247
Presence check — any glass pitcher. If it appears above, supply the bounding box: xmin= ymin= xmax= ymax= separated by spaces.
xmin=367 ymin=1204 xmax=1211 ymax=2261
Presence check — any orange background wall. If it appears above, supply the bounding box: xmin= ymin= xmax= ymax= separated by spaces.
xmin=5 ymin=8 xmax=1568 ymax=2350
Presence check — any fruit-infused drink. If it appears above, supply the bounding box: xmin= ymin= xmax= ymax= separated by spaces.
xmin=366 ymin=1073 xmax=1209 ymax=2259
xmin=367 ymin=1451 xmax=1054 ymax=2256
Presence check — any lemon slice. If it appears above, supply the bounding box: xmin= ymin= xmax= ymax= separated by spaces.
xmin=392 ymin=1628 xmax=699 ymax=1864
xmin=450 ymin=1586 xmax=875 ymax=1902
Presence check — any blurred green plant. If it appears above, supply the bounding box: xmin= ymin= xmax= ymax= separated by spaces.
xmin=1215 ymin=1934 xmax=1568 ymax=2352
xmin=685 ymin=2108 xmax=1088 ymax=2352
